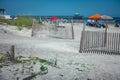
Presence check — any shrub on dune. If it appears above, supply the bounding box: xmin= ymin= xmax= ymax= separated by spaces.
xmin=10 ymin=16 xmax=33 ymax=29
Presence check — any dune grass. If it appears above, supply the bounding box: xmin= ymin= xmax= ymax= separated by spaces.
xmin=0 ymin=16 xmax=42 ymax=29
xmin=10 ymin=16 xmax=33 ymax=29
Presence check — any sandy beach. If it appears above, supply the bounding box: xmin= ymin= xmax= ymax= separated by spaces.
xmin=0 ymin=23 xmax=120 ymax=80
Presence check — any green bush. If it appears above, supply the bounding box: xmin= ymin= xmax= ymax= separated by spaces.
xmin=40 ymin=65 xmax=47 ymax=71
xmin=0 ymin=16 xmax=43 ymax=29
xmin=0 ymin=18 xmax=10 ymax=24
xmin=10 ymin=16 xmax=33 ymax=29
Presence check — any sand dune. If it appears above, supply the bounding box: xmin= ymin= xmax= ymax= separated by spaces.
xmin=0 ymin=23 xmax=120 ymax=80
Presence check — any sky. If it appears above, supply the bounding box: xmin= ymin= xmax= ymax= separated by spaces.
xmin=0 ymin=0 xmax=120 ymax=17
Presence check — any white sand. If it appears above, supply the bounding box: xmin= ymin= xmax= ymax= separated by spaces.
xmin=0 ymin=23 xmax=120 ymax=80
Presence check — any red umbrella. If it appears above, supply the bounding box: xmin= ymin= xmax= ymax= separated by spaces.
xmin=50 ymin=16 xmax=58 ymax=21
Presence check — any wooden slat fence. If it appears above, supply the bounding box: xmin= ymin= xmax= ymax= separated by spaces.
xmin=79 ymin=31 xmax=120 ymax=54
xmin=32 ymin=23 xmax=74 ymax=39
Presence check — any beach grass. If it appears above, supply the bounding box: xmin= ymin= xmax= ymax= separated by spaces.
xmin=0 ymin=16 xmax=42 ymax=29
xmin=10 ymin=16 xmax=33 ymax=29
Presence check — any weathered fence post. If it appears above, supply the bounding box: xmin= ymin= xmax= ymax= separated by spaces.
xmin=118 ymin=33 xmax=120 ymax=53
xmin=10 ymin=45 xmax=15 ymax=62
xmin=31 ymin=19 xmax=35 ymax=37
xmin=104 ymin=24 xmax=108 ymax=47
xmin=71 ymin=21 xmax=74 ymax=40
xmin=79 ymin=22 xmax=86 ymax=53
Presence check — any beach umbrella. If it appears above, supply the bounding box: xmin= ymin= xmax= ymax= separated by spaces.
xmin=100 ymin=15 xmax=113 ymax=19
xmin=89 ymin=14 xmax=100 ymax=19
xmin=50 ymin=16 xmax=58 ymax=21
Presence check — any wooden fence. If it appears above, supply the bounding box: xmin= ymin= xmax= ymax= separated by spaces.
xmin=0 ymin=44 xmax=15 ymax=62
xmin=79 ymin=31 xmax=120 ymax=54
xmin=31 ymin=22 xmax=74 ymax=39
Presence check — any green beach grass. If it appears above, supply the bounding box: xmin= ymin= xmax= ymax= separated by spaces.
xmin=0 ymin=16 xmax=42 ymax=29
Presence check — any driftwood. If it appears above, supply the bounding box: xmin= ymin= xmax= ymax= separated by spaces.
xmin=23 ymin=70 xmax=48 ymax=80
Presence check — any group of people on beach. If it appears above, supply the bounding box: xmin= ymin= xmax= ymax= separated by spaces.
xmin=86 ymin=19 xmax=107 ymax=28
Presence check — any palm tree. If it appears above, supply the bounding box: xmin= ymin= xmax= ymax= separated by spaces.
xmin=0 ymin=8 xmax=5 ymax=15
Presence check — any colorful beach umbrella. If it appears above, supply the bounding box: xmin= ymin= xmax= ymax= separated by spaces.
xmin=50 ymin=16 xmax=58 ymax=21
xmin=89 ymin=14 xmax=100 ymax=19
